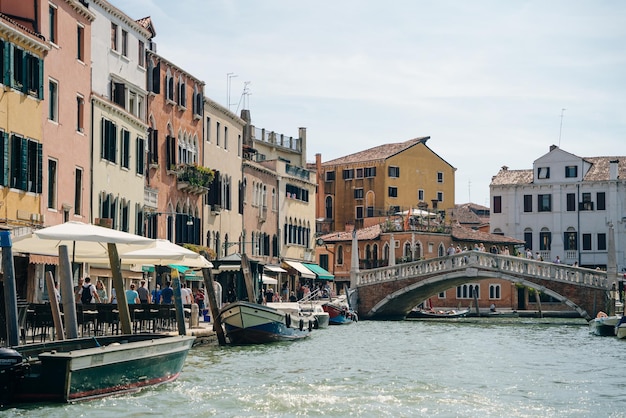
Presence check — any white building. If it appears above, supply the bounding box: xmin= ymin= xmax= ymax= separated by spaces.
xmin=89 ymin=0 xmax=151 ymax=233
xmin=490 ymin=145 xmax=625 ymax=273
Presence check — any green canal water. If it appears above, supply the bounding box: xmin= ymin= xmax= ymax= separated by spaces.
xmin=4 ymin=317 xmax=626 ymax=417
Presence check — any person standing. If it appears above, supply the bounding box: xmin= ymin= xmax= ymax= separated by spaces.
xmin=125 ymin=283 xmax=140 ymax=304
xmin=152 ymin=284 xmax=162 ymax=305
xmin=160 ymin=281 xmax=174 ymax=304
xmin=80 ymin=277 xmax=100 ymax=304
xmin=137 ymin=280 xmax=151 ymax=304
xmin=95 ymin=280 xmax=108 ymax=303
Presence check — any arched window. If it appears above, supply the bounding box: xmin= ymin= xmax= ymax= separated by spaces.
xmin=325 ymin=196 xmax=333 ymax=219
xmin=337 ymin=245 xmax=344 ymax=265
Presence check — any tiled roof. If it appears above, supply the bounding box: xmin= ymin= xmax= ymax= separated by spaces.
xmin=322 ymin=137 xmax=429 ymax=166
xmin=319 ymin=224 xmax=381 ymax=243
xmin=451 ymin=225 xmax=525 ymax=245
xmin=451 ymin=203 xmax=489 ymax=225
xmin=582 ymin=157 xmax=626 ymax=181
xmin=491 ymin=157 xmax=625 ymax=186
xmin=136 ymin=16 xmax=156 ymax=37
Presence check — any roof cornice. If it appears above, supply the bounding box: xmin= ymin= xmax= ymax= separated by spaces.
xmin=91 ymin=0 xmax=151 ymax=39
xmin=0 ymin=14 xmax=49 ymax=55
xmin=65 ymin=0 xmax=96 ymax=22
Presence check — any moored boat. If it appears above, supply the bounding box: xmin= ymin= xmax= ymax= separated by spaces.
xmin=407 ymin=307 xmax=470 ymax=319
xmin=322 ymin=302 xmax=358 ymax=325
xmin=589 ymin=312 xmax=621 ymax=336
xmin=266 ymin=302 xmax=325 ymax=329
xmin=0 ymin=333 xmax=194 ymax=405
xmin=299 ymin=303 xmax=330 ymax=329
xmin=219 ymin=301 xmax=311 ymax=344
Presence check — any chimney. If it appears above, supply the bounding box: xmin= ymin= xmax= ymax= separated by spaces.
xmin=501 ymin=165 xmax=508 ymax=171
xmin=610 ymin=159 xmax=619 ymax=180
xmin=550 ymin=144 xmax=558 ymax=152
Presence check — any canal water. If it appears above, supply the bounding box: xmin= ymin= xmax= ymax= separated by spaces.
xmin=4 ymin=317 xmax=626 ymax=417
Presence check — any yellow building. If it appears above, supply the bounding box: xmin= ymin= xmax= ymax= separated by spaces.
xmin=315 ymin=137 xmax=456 ymax=234
xmin=0 ymin=14 xmax=49 ymax=232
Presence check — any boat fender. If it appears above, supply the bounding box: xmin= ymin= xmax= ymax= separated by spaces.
xmin=285 ymin=314 xmax=291 ymax=328
xmin=597 ymin=311 xmax=608 ymax=318
xmin=299 ymin=319 xmax=304 ymax=331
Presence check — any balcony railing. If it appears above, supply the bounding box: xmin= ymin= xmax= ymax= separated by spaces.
xmin=176 ymin=164 xmax=213 ymax=195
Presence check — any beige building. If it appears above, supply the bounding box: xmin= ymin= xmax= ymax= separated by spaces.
xmin=203 ymin=97 xmax=245 ymax=258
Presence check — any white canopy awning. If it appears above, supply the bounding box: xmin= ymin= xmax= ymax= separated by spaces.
xmin=284 ymin=260 xmax=316 ymax=279
xmin=262 ymin=275 xmax=278 ymax=284
xmin=264 ymin=264 xmax=287 ymax=273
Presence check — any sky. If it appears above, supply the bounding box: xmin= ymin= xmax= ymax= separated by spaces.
xmin=109 ymin=0 xmax=626 ymax=207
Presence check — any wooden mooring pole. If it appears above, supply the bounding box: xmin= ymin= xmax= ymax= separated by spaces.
xmin=200 ymin=251 xmax=226 ymax=346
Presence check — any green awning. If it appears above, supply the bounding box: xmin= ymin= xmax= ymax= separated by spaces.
xmin=169 ymin=264 xmax=189 ymax=274
xmin=303 ymin=263 xmax=334 ymax=281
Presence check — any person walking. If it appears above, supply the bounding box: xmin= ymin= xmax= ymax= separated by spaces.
xmin=160 ymin=281 xmax=174 ymax=304
xmin=125 ymin=283 xmax=140 ymax=304
xmin=79 ymin=277 xmax=100 ymax=304
xmin=95 ymin=280 xmax=108 ymax=303
xmin=137 ymin=280 xmax=151 ymax=304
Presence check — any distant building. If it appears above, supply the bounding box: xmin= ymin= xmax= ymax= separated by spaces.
xmin=490 ymin=145 xmax=626 ymax=273
xmin=313 ymin=137 xmax=456 ymax=235
xmin=450 ymin=203 xmax=490 ymax=232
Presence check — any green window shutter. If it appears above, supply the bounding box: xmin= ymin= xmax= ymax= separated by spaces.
xmin=7 ymin=45 xmax=14 ymax=87
xmin=100 ymin=118 xmax=105 ymax=159
xmin=1 ymin=131 xmax=8 ymax=186
xmin=38 ymin=58 xmax=44 ymax=99
xmin=21 ymin=52 xmax=29 ymax=93
xmin=110 ymin=123 xmax=117 ymax=163
xmin=36 ymin=142 xmax=43 ymax=193
xmin=19 ymin=137 xmax=28 ymax=190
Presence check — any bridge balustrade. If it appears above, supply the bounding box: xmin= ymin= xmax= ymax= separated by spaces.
xmin=354 ymin=251 xmax=610 ymax=290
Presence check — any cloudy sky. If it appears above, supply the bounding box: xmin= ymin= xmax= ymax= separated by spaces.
xmin=110 ymin=0 xmax=626 ymax=207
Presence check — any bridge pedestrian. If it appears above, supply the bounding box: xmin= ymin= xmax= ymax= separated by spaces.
xmin=447 ymin=244 xmax=455 ymax=256
xmin=554 ymin=256 xmax=561 ymax=264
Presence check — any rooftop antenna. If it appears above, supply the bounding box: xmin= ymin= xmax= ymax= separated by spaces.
xmin=558 ymin=108 xmax=566 ymax=147
xmin=227 ymin=72 xmax=237 ymax=110
xmin=468 ymin=179 xmax=471 ymax=203
xmin=236 ymin=81 xmax=251 ymax=113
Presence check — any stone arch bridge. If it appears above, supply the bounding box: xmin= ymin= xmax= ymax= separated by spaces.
xmin=351 ymin=251 xmax=614 ymax=321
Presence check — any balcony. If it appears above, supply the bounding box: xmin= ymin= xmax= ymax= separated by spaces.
xmin=176 ymin=164 xmax=213 ymax=195
xmin=144 ymin=187 xmax=158 ymax=209
xmin=285 ymin=164 xmax=310 ymax=180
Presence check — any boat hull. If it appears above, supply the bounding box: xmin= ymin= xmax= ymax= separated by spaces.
xmin=5 ymin=334 xmax=194 ymax=404
xmin=219 ymin=301 xmax=310 ymax=344
xmin=589 ymin=315 xmax=620 ymax=336
xmin=407 ymin=308 xmax=470 ymax=319
xmin=322 ymin=303 xmax=357 ymax=325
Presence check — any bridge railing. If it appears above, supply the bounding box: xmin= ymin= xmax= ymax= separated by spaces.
xmin=354 ymin=251 xmax=610 ymax=290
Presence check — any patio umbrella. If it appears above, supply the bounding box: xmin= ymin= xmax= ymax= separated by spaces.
xmin=12 ymin=221 xmax=155 ymax=335
xmin=120 ymin=239 xmax=212 ymax=268
xmin=12 ymin=221 xmax=154 ymax=262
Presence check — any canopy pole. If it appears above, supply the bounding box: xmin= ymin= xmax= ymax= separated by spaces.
xmin=1 ymin=228 xmax=20 ymax=347
xmin=200 ymin=251 xmax=226 ymax=346
xmin=59 ymin=245 xmax=79 ymax=338
xmin=46 ymin=271 xmax=65 ymax=340
xmin=108 ymin=243 xmax=132 ymax=334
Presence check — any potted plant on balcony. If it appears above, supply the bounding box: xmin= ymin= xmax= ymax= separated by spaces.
xmin=176 ymin=164 xmax=214 ymax=193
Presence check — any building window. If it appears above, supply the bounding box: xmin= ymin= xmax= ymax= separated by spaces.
xmin=492 ymin=196 xmax=502 ymax=213
xmin=437 ymin=172 xmax=443 ymax=183
xmin=48 ymin=79 xmax=58 ymax=122
xmin=111 ymin=23 xmax=118 ymax=51
xmin=582 ymin=233 xmax=592 ymax=251
xmin=564 ymin=230 xmax=577 ymax=251
xmin=10 ymin=135 xmax=42 ymax=193
xmin=418 ymin=189 xmax=424 ymax=201
xmin=165 ymin=71 xmax=174 ymax=102
xmin=523 ymin=195 xmax=532 ymax=212
xmin=538 ymin=194 xmax=551 ymax=212
xmin=354 ymin=188 xmax=364 ymax=199
xmin=388 ymin=166 xmax=400 ymax=178
xmin=355 ymin=168 xmax=363 ymax=179
xmin=565 ymin=165 xmax=578 ymax=178
xmin=355 ymin=206 xmax=364 ymax=219
xmin=49 ymin=5 xmax=57 ymax=44
xmin=537 ymin=167 xmax=550 ymax=179
xmin=539 ymin=229 xmax=551 ymax=251
xmin=342 ymin=169 xmax=354 ymax=180
xmin=364 ymin=167 xmax=376 ymax=177
xmin=121 ymin=129 xmax=130 ymax=169
xmin=138 ymin=40 xmax=145 ymax=67
xmin=76 ymin=95 xmax=84 ymax=132
xmin=580 ymin=193 xmax=593 ymax=211
xmin=224 ymin=126 xmax=228 ymax=150
xmin=566 ymin=193 xmax=576 ymax=211
xmin=101 ymin=119 xmax=117 ymax=163
xmin=489 ymin=284 xmax=501 ymax=299
xmin=75 ymin=168 xmax=82 ymax=215
xmin=437 ymin=191 xmax=443 ymax=202
xmin=326 ymin=171 xmax=335 ymax=181
xmin=238 ymin=135 xmax=242 ymax=157
xmin=136 ymin=137 xmax=145 ymax=175
xmin=598 ymin=233 xmax=607 ymax=251
xmin=596 ymin=192 xmax=606 ymax=211
xmin=388 ymin=187 xmax=398 ymax=198
xmin=216 ymin=122 xmax=221 ymax=146
xmin=524 ymin=229 xmax=533 ymax=251
xmin=177 ymin=77 xmax=186 ymax=108
xmin=456 ymin=284 xmax=480 ymax=299
xmin=47 ymin=159 xmax=57 ymax=209
xmin=77 ymin=25 xmax=84 ymax=61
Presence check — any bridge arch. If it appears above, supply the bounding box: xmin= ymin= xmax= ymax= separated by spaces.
xmin=354 ymin=252 xmax=611 ymax=321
